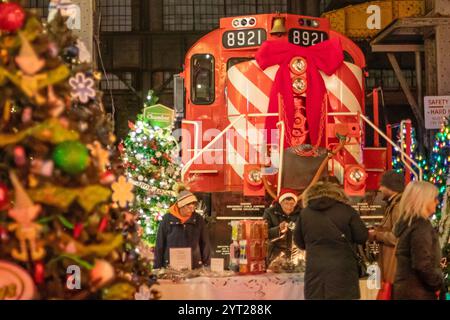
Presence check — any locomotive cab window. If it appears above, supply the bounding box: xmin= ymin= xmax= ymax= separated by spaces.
xmin=191 ymin=54 xmax=215 ymax=105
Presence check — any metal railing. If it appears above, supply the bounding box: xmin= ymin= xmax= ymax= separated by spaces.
xmin=181 ymin=113 xmax=279 ymax=182
xmin=329 ymin=112 xmax=422 ymax=181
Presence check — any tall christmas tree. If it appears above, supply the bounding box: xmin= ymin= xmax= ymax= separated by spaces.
xmin=120 ymin=94 xmax=181 ymax=250
xmin=429 ymin=117 xmax=450 ymax=219
xmin=0 ymin=3 xmax=153 ymax=300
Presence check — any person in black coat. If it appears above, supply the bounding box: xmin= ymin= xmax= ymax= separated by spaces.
xmin=393 ymin=181 xmax=443 ymax=300
xmin=294 ymin=182 xmax=368 ymax=300
xmin=263 ymin=189 xmax=301 ymax=264
xmin=154 ymin=190 xmax=211 ymax=269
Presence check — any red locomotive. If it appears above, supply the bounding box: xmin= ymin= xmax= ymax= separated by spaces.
xmin=173 ymin=13 xmax=416 ymax=260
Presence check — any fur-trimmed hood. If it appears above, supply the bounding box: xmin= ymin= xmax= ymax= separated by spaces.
xmin=302 ymin=182 xmax=349 ymax=209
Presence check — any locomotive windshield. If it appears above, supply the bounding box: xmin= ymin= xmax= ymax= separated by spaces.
xmin=191 ymin=54 xmax=215 ymax=105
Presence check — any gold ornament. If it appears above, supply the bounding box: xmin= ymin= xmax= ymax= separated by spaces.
xmin=290 ymin=57 xmax=307 ymax=75
xmin=111 ymin=176 xmax=134 ymax=208
xmin=292 ymin=76 xmax=307 ymax=95
xmin=87 ymin=141 xmax=110 ymax=173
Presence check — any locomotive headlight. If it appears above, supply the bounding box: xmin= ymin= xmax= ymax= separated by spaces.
xmin=241 ymin=18 xmax=248 ymax=26
xmin=232 ymin=19 xmax=240 ymax=27
xmin=249 ymin=18 xmax=256 ymax=26
xmin=311 ymin=20 xmax=320 ymax=28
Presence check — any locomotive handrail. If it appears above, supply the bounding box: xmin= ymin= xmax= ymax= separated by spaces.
xmin=181 ymin=113 xmax=281 ymax=183
xmin=276 ymin=121 xmax=285 ymax=196
xmin=182 ymin=120 xmax=201 ymax=157
xmin=329 ymin=111 xmax=422 ymax=180
xmin=182 ymin=115 xmax=244 ymax=182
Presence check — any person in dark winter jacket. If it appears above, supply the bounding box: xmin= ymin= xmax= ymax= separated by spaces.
xmin=294 ymin=182 xmax=368 ymax=300
xmin=263 ymin=189 xmax=301 ymax=264
xmin=393 ymin=181 xmax=443 ymax=300
xmin=368 ymin=170 xmax=404 ymax=284
xmin=154 ymin=190 xmax=211 ymax=269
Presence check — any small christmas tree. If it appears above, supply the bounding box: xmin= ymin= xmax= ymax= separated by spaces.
xmin=121 ymin=94 xmax=181 ymax=249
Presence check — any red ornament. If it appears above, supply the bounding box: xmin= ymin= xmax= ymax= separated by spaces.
xmin=0 ymin=183 xmax=9 ymax=211
xmin=0 ymin=225 xmax=9 ymax=241
xmin=0 ymin=3 xmax=26 ymax=32
xmin=128 ymin=121 xmax=135 ymax=130
xmin=14 ymin=146 xmax=26 ymax=166
xmin=97 ymin=216 xmax=109 ymax=233
xmin=100 ymin=170 xmax=115 ymax=185
xmin=34 ymin=262 xmax=45 ymax=285
xmin=73 ymin=223 xmax=84 ymax=239
xmin=118 ymin=142 xmax=125 ymax=154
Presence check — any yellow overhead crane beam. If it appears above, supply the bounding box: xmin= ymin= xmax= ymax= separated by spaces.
xmin=321 ymin=0 xmax=425 ymax=40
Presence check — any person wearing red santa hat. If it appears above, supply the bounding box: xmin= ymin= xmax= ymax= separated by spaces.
xmin=263 ymin=189 xmax=301 ymax=264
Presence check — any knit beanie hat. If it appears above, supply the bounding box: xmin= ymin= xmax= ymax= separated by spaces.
xmin=177 ymin=190 xmax=198 ymax=208
xmin=380 ymin=170 xmax=405 ymax=193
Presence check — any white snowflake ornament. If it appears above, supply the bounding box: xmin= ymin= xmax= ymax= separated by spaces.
xmin=69 ymin=72 xmax=96 ymax=104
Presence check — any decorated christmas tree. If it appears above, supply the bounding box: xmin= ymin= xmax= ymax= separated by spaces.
xmin=120 ymin=93 xmax=181 ymax=249
xmin=392 ymin=122 xmax=429 ymax=180
xmin=429 ymin=117 xmax=450 ymax=219
xmin=0 ymin=2 xmax=156 ymax=300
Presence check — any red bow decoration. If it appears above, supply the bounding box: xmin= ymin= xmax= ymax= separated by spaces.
xmin=255 ymin=38 xmax=344 ymax=147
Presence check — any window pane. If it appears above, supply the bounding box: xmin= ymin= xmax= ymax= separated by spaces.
xmin=191 ymin=54 xmax=215 ymax=104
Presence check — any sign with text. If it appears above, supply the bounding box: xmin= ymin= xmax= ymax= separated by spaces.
xmin=169 ymin=248 xmax=192 ymax=271
xmin=143 ymin=104 xmax=175 ymax=129
xmin=424 ymin=96 xmax=450 ymax=129
xmin=210 ymin=258 xmax=225 ymax=273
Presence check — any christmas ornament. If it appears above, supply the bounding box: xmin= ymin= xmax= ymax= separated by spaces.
xmin=101 ymin=282 xmax=136 ymax=300
xmin=73 ymin=222 xmax=84 ymax=239
xmin=90 ymin=259 xmax=115 ymax=289
xmin=69 ymin=72 xmax=96 ymax=104
xmin=134 ymin=284 xmax=152 ymax=300
xmin=0 ymin=182 xmax=10 ymax=211
xmin=14 ymin=33 xmax=47 ymax=104
xmin=111 ymin=176 xmax=134 ymax=208
xmin=2 ymin=100 xmax=12 ymax=124
xmin=0 ymin=261 xmax=36 ymax=300
xmin=7 ymin=171 xmax=45 ymax=262
xmin=52 ymin=141 xmax=89 ymax=174
xmin=97 ymin=216 xmax=109 ymax=233
xmin=13 ymin=146 xmax=26 ymax=166
xmin=87 ymin=141 xmax=110 ymax=173
xmin=28 ymin=174 xmax=38 ymax=188
xmin=0 ymin=225 xmax=9 ymax=241
xmin=100 ymin=171 xmax=115 ymax=185
xmin=47 ymin=85 xmax=65 ymax=117
xmin=0 ymin=2 xmax=26 ymax=32
xmin=290 ymin=57 xmax=307 ymax=75
xmin=63 ymin=45 xmax=79 ymax=59
xmin=21 ymin=107 xmax=32 ymax=123
xmin=47 ymin=42 xmax=59 ymax=58
xmin=76 ymin=39 xmax=91 ymax=64
xmin=33 ymin=262 xmax=45 ymax=285
xmin=31 ymin=159 xmax=54 ymax=177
